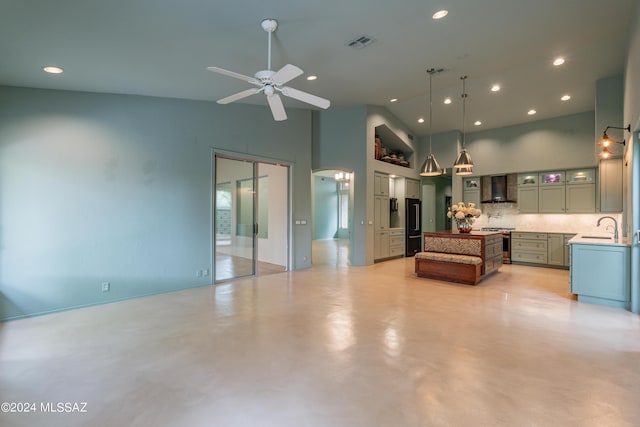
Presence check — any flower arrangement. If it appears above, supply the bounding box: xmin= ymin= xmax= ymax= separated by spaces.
xmin=447 ymin=202 xmax=482 ymax=232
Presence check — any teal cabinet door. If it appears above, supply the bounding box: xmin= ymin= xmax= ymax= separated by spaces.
xmin=570 ymin=243 xmax=630 ymax=308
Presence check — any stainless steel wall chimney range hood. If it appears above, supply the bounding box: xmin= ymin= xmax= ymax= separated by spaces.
xmin=481 ymin=174 xmax=518 ymax=203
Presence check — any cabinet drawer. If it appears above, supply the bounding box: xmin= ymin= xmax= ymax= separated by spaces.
xmin=512 ymin=232 xmax=547 ymax=240
xmin=485 ymin=235 xmax=503 ymax=245
xmin=512 ymin=251 xmax=548 ymax=264
xmin=389 ymin=245 xmax=404 ymax=256
xmin=512 ymin=240 xmax=547 ymax=251
xmin=389 ymin=236 xmax=404 ymax=246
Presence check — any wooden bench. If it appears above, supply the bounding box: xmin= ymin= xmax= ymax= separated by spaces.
xmin=415 ymin=251 xmax=483 ymax=285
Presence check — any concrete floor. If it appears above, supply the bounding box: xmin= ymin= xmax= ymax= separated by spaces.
xmin=1 ymin=258 xmax=639 ymax=427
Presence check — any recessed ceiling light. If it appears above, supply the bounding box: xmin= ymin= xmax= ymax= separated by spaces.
xmin=43 ymin=66 xmax=63 ymax=74
xmin=561 ymin=94 xmax=571 ymax=101
xmin=491 ymin=84 xmax=501 ymax=92
xmin=553 ymin=57 xmax=565 ymax=66
xmin=306 ymin=75 xmax=318 ymax=81
xmin=474 ymin=121 xmax=482 ymax=126
xmin=443 ymin=97 xmax=452 ymax=104
xmin=432 ymin=10 xmax=448 ymax=19
xmin=528 ymin=109 xmax=537 ymax=115
xmin=390 ymin=98 xmax=398 ymax=103
xmin=418 ymin=118 xmax=425 ymax=123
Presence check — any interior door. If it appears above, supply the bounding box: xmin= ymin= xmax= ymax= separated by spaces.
xmin=215 ymin=156 xmax=256 ymax=281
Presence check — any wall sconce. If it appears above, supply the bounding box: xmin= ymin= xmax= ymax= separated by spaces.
xmin=599 ymin=124 xmax=629 ymax=158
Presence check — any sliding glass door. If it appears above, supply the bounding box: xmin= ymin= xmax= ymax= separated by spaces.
xmin=215 ymin=156 xmax=256 ymax=281
xmin=214 ymin=154 xmax=289 ymax=282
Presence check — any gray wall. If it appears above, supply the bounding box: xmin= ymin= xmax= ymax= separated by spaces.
xmin=463 ymin=111 xmax=596 ymax=176
xmin=623 ymin=1 xmax=640 ymax=314
xmin=0 ymin=86 xmax=312 ymax=320
xmin=312 ymin=105 xmax=367 ymax=265
xmin=312 ymin=175 xmax=338 ymax=240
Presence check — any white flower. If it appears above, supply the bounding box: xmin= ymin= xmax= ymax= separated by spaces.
xmin=455 ymin=211 xmax=465 ymax=220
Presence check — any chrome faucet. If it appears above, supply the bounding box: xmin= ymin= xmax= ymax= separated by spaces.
xmin=597 ymin=216 xmax=618 ymax=241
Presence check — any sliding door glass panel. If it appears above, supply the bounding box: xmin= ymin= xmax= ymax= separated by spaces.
xmin=256 ymin=163 xmax=288 ymax=275
xmin=215 ymin=157 xmax=255 ymax=281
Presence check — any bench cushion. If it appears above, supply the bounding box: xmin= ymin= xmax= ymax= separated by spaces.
xmin=415 ymin=251 xmax=482 ymax=265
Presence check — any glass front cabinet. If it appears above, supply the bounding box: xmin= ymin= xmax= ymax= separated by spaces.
xmin=539 ymin=171 xmax=565 ymax=186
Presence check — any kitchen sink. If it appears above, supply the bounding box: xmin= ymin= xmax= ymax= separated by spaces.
xmin=581 ymin=235 xmax=612 ymax=240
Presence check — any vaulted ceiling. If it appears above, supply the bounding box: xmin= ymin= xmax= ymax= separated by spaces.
xmin=1 ymin=0 xmax=634 ymax=136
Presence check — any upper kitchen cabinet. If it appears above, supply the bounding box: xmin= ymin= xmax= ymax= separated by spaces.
xmin=599 ymin=159 xmax=623 ymax=212
xmin=517 ymin=169 xmax=596 ymax=213
xmin=463 ymin=177 xmax=481 ymax=207
xmin=405 ymin=178 xmax=421 ymax=199
xmin=539 ymin=171 xmax=565 ymax=186
xmin=539 ymin=171 xmax=565 ymax=212
xmin=374 ymin=172 xmax=390 ymax=196
xmin=539 ymin=185 xmax=566 ymax=213
xmin=517 ymin=173 xmax=539 ymax=213
xmin=565 ymin=168 xmax=595 ymax=213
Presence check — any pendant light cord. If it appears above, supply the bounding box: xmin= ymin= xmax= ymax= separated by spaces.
xmin=461 ymin=75 xmax=468 ymax=149
xmin=428 ymin=69 xmax=434 ymax=154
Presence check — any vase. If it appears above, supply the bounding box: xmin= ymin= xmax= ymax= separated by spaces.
xmin=457 ymin=221 xmax=472 ymax=233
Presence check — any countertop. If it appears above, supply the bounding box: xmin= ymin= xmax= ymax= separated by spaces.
xmin=568 ymin=233 xmax=631 ymax=247
xmin=425 ymin=230 xmax=502 ymax=237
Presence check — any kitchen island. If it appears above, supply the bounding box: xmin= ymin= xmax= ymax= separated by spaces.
xmin=416 ymin=231 xmax=503 ymax=285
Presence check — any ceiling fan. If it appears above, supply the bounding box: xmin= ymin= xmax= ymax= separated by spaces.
xmin=207 ymin=19 xmax=330 ymax=121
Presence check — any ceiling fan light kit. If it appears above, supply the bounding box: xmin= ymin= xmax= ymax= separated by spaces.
xmin=207 ymin=19 xmax=330 ymax=121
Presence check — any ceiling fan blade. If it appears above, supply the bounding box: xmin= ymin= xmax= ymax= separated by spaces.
xmin=217 ymin=88 xmax=261 ymax=104
xmin=266 ymin=93 xmax=287 ymax=121
xmin=281 ymin=86 xmax=330 ymax=109
xmin=206 ymin=66 xmax=259 ymax=85
xmin=272 ymin=64 xmax=303 ymax=85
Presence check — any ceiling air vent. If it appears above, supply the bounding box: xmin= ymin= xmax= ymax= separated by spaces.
xmin=346 ymin=35 xmax=376 ymax=49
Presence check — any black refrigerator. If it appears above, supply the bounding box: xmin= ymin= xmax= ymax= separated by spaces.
xmin=405 ymin=198 xmax=421 ymax=256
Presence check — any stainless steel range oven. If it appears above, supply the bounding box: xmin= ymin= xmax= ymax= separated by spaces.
xmin=482 ymin=228 xmax=515 ymax=264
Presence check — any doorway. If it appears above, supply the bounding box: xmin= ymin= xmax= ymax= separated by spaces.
xmin=311 ymin=169 xmax=352 ymax=266
xmin=214 ymin=155 xmax=289 ymax=282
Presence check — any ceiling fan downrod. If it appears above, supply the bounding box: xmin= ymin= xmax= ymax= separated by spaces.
xmin=261 ymin=19 xmax=278 ymax=71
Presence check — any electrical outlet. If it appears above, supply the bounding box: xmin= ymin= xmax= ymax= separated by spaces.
xmin=101 ymin=282 xmax=110 ymax=292
xmin=196 ymin=270 xmax=202 ymax=277
xmin=202 ymin=269 xmax=209 ymax=276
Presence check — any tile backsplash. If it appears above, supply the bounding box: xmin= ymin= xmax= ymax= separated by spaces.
xmin=472 ymin=204 xmax=623 ymax=234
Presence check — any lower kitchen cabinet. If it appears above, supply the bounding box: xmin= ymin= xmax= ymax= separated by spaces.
xmin=389 ymin=229 xmax=405 ymax=257
xmin=374 ymin=230 xmax=390 ymax=260
xmin=570 ymin=243 xmax=630 ymax=308
xmin=484 ymin=233 xmax=503 ymax=275
xmin=512 ymin=231 xmax=575 ymax=269
xmin=547 ymin=233 xmax=565 ymax=266
xmin=563 ymin=234 xmax=576 ymax=267
xmin=511 ymin=232 xmax=548 ymax=264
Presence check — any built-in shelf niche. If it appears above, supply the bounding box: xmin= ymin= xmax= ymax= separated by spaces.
xmin=374 ymin=124 xmax=414 ymax=169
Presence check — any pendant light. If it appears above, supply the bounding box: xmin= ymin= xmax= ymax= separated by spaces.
xmin=420 ymin=68 xmax=443 ymax=177
xmin=454 ymin=75 xmax=474 ymax=174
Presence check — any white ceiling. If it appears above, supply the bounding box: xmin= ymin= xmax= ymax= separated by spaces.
xmin=0 ymin=0 xmax=634 ymax=136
